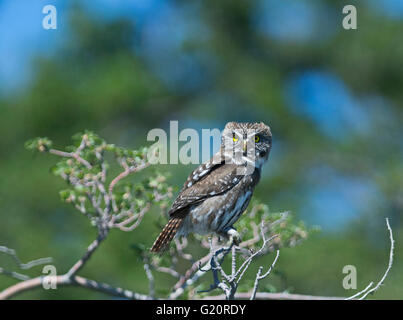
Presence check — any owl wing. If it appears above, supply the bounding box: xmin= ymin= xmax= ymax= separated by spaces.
xmin=169 ymin=153 xmax=245 ymax=216
xmin=179 ymin=152 xmax=224 ymax=191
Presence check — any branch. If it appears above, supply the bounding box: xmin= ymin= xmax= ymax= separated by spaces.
xmin=65 ymin=231 xmax=108 ymax=279
xmin=0 ymin=246 xmax=52 ymax=270
xmin=108 ymin=161 xmax=150 ymax=194
xmin=169 ymin=222 xmax=280 ymax=299
xmin=202 ymin=291 xmax=345 ymax=300
xmin=250 ymin=249 xmax=280 ymax=300
xmin=5 ymin=133 xmax=171 ymax=300
xmin=346 ymin=218 xmax=394 ymax=300
xmin=0 ymin=246 xmax=53 ymax=281
xmin=143 ymin=261 xmax=155 ymax=299
xmin=0 ymin=227 xmax=142 ymax=300
xmin=0 ymin=275 xmax=151 ymax=300
xmin=169 ymin=251 xmax=212 ymax=299
xmin=112 ymin=203 xmax=151 ymax=231
xmin=49 ymin=148 xmax=92 ymax=170
xmin=0 ymin=268 xmax=30 ymax=281
xmin=198 ymin=228 xmax=279 ymax=300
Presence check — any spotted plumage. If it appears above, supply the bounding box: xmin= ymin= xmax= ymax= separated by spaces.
xmin=151 ymin=122 xmax=272 ymax=252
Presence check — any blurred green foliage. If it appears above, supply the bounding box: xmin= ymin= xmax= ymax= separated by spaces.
xmin=0 ymin=0 xmax=402 ymax=299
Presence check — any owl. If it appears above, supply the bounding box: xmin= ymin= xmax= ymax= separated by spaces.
xmin=151 ymin=122 xmax=272 ymax=252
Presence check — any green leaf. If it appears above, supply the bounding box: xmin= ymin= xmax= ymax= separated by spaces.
xmin=25 ymin=137 xmax=52 ymax=153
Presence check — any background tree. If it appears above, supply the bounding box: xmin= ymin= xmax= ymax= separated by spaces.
xmin=0 ymin=133 xmax=393 ymax=300
xmin=0 ymin=0 xmax=402 ymax=298
xmin=1 ymin=133 xmax=313 ymax=299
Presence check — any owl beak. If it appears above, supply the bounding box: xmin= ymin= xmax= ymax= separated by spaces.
xmin=243 ymin=141 xmax=247 ymax=154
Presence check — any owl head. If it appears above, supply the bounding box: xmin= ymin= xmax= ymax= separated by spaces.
xmin=221 ymin=122 xmax=272 ymax=168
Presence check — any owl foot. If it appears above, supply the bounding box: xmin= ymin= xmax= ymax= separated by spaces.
xmin=227 ymin=228 xmax=241 ymax=246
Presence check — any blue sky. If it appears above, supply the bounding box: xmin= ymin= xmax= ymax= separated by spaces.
xmin=0 ymin=0 xmax=63 ymax=91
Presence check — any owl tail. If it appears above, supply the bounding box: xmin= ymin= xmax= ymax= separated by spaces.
xmin=150 ymin=217 xmax=184 ymax=253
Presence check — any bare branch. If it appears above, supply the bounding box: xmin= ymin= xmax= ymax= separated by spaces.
xmin=250 ymin=250 xmax=280 ymax=300
xmin=49 ymin=149 xmax=92 ymax=170
xmin=346 ymin=218 xmax=394 ymax=300
xmin=108 ymin=161 xmax=150 ymax=194
xmin=0 ymin=275 xmax=151 ymax=300
xmin=198 ymin=226 xmax=279 ymax=300
xmin=174 ymin=238 xmax=193 ymax=261
xmin=345 ymin=282 xmax=374 ymax=300
xmin=153 ymin=266 xmax=181 ymax=279
xmin=112 ymin=203 xmax=151 ymax=231
xmin=0 ymin=246 xmax=53 ymax=270
xmin=169 ymin=252 xmax=212 ymax=299
xmin=144 ymin=261 xmax=155 ymax=299
xmin=65 ymin=231 xmax=108 ymax=279
xmin=202 ymin=291 xmax=345 ymax=300
xmin=0 ymin=268 xmax=30 ymax=281
xmin=233 ymin=233 xmax=279 ymax=281
xmin=1 ymin=133 xmax=173 ymax=300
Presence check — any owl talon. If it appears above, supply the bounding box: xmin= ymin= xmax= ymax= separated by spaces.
xmin=227 ymin=229 xmax=241 ymax=246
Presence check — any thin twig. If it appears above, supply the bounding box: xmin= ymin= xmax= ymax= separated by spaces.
xmin=345 ymin=282 xmax=374 ymax=300
xmin=49 ymin=149 xmax=92 ymax=170
xmin=202 ymin=291 xmax=345 ymax=300
xmin=0 ymin=246 xmax=52 ymax=270
xmin=346 ymin=218 xmax=394 ymax=300
xmin=0 ymin=268 xmax=30 ymax=281
xmin=250 ymin=250 xmax=280 ymax=300
xmin=144 ymin=261 xmax=155 ymax=299
xmin=108 ymin=162 xmax=150 ymax=194
xmin=112 ymin=203 xmax=151 ymax=231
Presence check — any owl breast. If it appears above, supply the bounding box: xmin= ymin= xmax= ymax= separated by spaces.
xmin=176 ymin=171 xmax=258 ymax=238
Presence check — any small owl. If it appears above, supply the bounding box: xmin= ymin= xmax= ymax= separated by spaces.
xmin=151 ymin=122 xmax=272 ymax=252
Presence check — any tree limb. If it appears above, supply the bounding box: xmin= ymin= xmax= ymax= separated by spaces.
xmin=0 ymin=275 xmax=151 ymax=300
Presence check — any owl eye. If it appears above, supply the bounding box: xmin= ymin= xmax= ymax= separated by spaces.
xmin=233 ymin=136 xmax=239 ymax=142
xmin=254 ymin=135 xmax=260 ymax=143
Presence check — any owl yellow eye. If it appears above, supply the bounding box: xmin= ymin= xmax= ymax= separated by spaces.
xmin=255 ymin=135 xmax=260 ymax=143
xmin=233 ymin=136 xmax=239 ymax=142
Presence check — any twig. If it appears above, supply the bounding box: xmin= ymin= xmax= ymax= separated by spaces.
xmin=346 ymin=218 xmax=394 ymax=300
xmin=112 ymin=203 xmax=151 ymax=231
xmin=345 ymin=282 xmax=374 ymax=300
xmin=169 ymin=252 xmax=212 ymax=299
xmin=202 ymin=291 xmax=345 ymax=300
xmin=0 ymin=268 xmax=30 ymax=281
xmin=250 ymin=250 xmax=280 ymax=300
xmin=0 ymin=246 xmax=53 ymax=270
xmin=144 ymin=261 xmax=155 ymax=299
xmin=65 ymin=231 xmax=108 ymax=279
xmin=49 ymin=149 xmax=92 ymax=170
xmin=108 ymin=162 xmax=150 ymax=194
xmin=153 ymin=266 xmax=181 ymax=279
